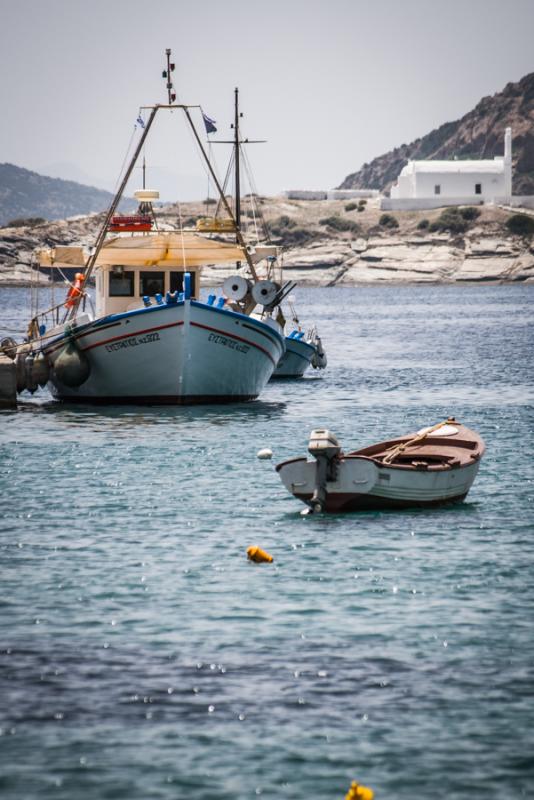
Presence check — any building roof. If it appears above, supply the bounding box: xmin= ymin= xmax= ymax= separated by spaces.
xmin=400 ymin=158 xmax=504 ymax=176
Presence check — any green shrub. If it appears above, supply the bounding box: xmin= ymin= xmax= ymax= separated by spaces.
xmin=344 ymin=202 xmax=358 ymax=212
xmin=319 ymin=215 xmax=361 ymax=234
xmin=506 ymin=213 xmax=534 ymax=237
xmin=357 ymin=205 xmax=365 ymax=212
xmin=358 ymin=199 xmax=367 ymax=206
xmin=203 ymin=198 xmax=217 ymax=205
xmin=458 ymin=206 xmax=481 ymax=221
xmin=269 ymin=215 xmax=297 ymax=231
xmin=6 ymin=216 xmax=46 ymax=227
xmin=417 ymin=218 xmax=429 ymax=230
xmin=268 ymin=215 xmax=315 ymax=246
xmin=379 ymin=213 xmax=399 ymax=229
xmin=427 ymin=206 xmax=481 ymax=234
xmin=429 ymin=207 xmax=469 ymax=234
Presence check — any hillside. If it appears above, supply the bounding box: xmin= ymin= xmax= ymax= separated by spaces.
xmin=339 ymin=72 xmax=534 ymax=195
xmin=0 ymin=163 xmax=135 ymax=226
xmin=1 ymin=197 xmax=533 ymax=286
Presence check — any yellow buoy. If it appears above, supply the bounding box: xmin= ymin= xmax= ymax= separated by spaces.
xmin=345 ymin=780 xmax=374 ymax=800
xmin=247 ymin=545 xmax=273 ymax=564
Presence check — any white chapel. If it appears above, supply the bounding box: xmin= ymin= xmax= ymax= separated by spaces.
xmin=386 ymin=128 xmax=512 ymax=210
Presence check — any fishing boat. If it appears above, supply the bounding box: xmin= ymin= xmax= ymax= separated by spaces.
xmin=13 ymin=51 xmax=292 ymax=405
xmin=271 ymin=300 xmax=327 ymax=378
xmin=276 ymin=418 xmax=485 ymax=513
xmin=211 ymin=90 xmax=326 ymax=381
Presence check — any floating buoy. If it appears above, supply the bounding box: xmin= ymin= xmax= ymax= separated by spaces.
xmin=257 ymin=447 xmax=273 ymax=460
xmin=247 ymin=546 xmax=273 ymax=564
xmin=24 ymin=352 xmax=38 ymax=394
xmin=15 ymin=344 xmax=31 ymax=392
xmin=33 ymin=351 xmax=50 ymax=387
xmin=53 ymin=340 xmax=90 ymax=387
xmin=345 ymin=780 xmax=374 ymax=800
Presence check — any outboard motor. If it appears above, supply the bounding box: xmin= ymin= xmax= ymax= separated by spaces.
xmin=306 ymin=429 xmax=341 ymax=513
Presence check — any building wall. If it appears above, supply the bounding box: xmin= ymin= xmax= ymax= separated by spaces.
xmin=414 ymin=167 xmax=505 ymax=200
xmin=381 ymin=195 xmax=534 ymax=211
xmin=327 ymin=189 xmax=380 ymax=200
xmin=283 ymin=190 xmax=328 ymax=200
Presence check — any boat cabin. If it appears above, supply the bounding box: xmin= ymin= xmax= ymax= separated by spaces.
xmin=95 ymin=261 xmax=200 ymax=317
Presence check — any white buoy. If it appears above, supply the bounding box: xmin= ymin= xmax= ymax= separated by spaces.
xmin=257 ymin=447 xmax=273 ymax=460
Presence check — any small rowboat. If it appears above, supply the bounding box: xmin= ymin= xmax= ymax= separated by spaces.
xmin=276 ymin=418 xmax=485 ymax=513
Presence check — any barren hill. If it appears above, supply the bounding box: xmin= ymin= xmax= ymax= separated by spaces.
xmin=339 ymin=72 xmax=534 ymax=195
xmin=0 ymin=163 xmax=135 ymax=227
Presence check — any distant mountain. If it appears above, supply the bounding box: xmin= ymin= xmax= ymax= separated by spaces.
xmin=0 ymin=163 xmax=135 ymax=226
xmin=339 ymin=72 xmax=534 ymax=195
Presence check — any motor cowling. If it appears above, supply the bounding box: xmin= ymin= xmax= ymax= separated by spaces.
xmin=308 ymin=429 xmax=341 ymax=461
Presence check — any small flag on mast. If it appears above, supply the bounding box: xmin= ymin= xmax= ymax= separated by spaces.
xmin=202 ymin=112 xmax=217 ymax=134
xmin=136 ymin=115 xmax=145 ymax=129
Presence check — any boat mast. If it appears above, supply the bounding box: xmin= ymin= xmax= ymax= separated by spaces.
xmin=234 ymin=87 xmax=241 ymax=236
xmin=67 ymin=106 xmax=159 ymax=318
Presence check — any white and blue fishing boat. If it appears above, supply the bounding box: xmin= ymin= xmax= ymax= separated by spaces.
xmin=16 ymin=51 xmax=289 ymax=405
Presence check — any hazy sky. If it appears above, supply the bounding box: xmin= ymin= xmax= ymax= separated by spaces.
xmin=1 ymin=0 xmax=533 ymax=200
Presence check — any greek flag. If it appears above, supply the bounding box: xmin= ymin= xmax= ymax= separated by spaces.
xmin=202 ymin=112 xmax=217 ymax=134
xmin=136 ymin=115 xmax=145 ymax=129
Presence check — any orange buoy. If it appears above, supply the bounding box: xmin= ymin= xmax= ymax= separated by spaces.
xmin=64 ymin=272 xmax=85 ymax=308
xmin=345 ymin=780 xmax=374 ymax=800
xmin=247 ymin=545 xmax=273 ymax=564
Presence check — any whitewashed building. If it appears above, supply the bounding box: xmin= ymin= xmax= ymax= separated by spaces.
xmin=383 ymin=128 xmax=513 ymax=210
xmin=283 ymin=189 xmax=379 ymax=201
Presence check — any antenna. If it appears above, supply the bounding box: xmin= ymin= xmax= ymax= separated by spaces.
xmin=162 ymin=48 xmax=176 ymax=104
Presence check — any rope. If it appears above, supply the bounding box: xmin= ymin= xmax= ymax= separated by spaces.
xmin=381 ymin=418 xmax=456 ymax=465
xmin=176 ymin=203 xmax=187 ymax=268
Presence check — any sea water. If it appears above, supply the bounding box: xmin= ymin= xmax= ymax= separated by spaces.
xmin=0 ymin=284 xmax=533 ymax=799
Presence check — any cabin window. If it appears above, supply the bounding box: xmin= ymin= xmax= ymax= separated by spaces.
xmin=170 ymin=271 xmax=196 ymax=296
xmin=140 ymin=271 xmax=165 ymax=297
xmin=434 ymin=184 xmax=441 ymax=195
xmin=475 ymin=183 xmax=482 ymax=194
xmin=109 ymin=269 xmax=134 ymax=297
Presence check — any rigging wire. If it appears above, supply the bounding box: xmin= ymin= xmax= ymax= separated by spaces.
xmin=241 ymin=146 xmax=270 ymax=241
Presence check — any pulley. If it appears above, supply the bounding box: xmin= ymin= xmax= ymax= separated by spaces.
xmin=251 ymin=280 xmax=279 ymax=307
xmin=223 ymin=275 xmax=251 ymax=302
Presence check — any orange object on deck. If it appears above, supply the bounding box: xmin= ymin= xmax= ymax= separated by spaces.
xmin=247 ymin=546 xmax=273 ymax=564
xmin=108 ymin=214 xmax=153 ymax=232
xmin=64 ymin=272 xmax=85 ymax=308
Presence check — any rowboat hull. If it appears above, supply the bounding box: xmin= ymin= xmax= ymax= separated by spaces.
xmin=277 ymin=455 xmax=482 ymax=512
xmin=44 ymin=299 xmax=284 ymax=404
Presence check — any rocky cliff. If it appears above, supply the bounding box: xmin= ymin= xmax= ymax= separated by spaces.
xmin=0 ymin=164 xmax=135 ymax=227
xmin=1 ymin=198 xmax=533 ymax=287
xmin=339 ymin=72 xmax=534 ymax=195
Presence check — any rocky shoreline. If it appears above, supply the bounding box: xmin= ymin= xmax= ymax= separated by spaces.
xmin=1 ymin=199 xmax=533 ymax=287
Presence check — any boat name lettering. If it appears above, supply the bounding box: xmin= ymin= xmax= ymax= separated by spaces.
xmin=105 ymin=332 xmax=160 ymax=352
xmin=208 ymin=332 xmax=249 ymax=354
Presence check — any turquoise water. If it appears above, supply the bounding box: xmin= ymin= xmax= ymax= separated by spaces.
xmin=1 ymin=284 xmax=533 ymax=799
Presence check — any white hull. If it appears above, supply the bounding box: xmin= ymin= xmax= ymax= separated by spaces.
xmin=44 ymin=299 xmax=284 ymax=404
xmin=277 ymin=455 xmax=481 ymax=512
xmin=272 ymin=336 xmax=316 ymax=378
